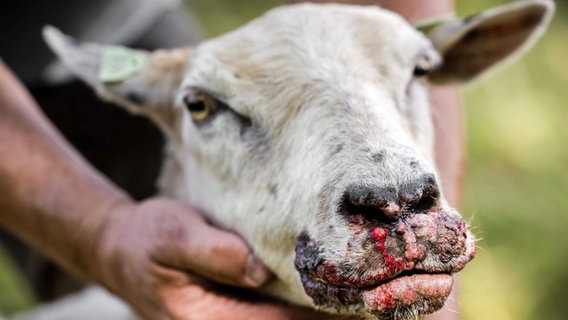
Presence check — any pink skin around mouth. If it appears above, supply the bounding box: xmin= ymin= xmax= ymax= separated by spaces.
xmin=362 ymin=273 xmax=453 ymax=313
xmin=310 ymin=212 xmax=474 ymax=289
xmin=299 ymin=270 xmax=454 ymax=316
xmin=296 ymin=210 xmax=475 ymax=316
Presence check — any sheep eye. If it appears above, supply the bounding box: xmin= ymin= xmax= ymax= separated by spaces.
xmin=413 ymin=53 xmax=438 ymax=78
xmin=183 ymin=94 xmax=216 ymax=121
xmin=413 ymin=65 xmax=430 ymax=77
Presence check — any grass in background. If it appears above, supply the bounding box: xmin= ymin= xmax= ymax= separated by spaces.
xmin=0 ymin=243 xmax=35 ymax=314
xmin=457 ymin=1 xmax=568 ymax=319
xmin=1 ymin=1 xmax=567 ymax=319
xmin=187 ymin=0 xmax=284 ymax=36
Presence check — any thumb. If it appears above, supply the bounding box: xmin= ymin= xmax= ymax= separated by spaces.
xmin=150 ymin=202 xmax=272 ymax=288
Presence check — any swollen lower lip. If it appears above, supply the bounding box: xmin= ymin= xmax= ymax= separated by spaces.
xmin=362 ymin=274 xmax=453 ymax=312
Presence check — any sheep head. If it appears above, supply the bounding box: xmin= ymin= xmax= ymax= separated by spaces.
xmin=45 ymin=1 xmax=553 ymax=319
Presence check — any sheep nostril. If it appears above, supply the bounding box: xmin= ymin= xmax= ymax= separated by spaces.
xmin=405 ymin=176 xmax=440 ymax=213
xmin=341 ymin=176 xmax=440 ymax=225
xmin=341 ymin=184 xmax=400 ymax=224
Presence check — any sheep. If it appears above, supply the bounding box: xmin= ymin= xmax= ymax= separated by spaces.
xmin=27 ymin=1 xmax=553 ymax=319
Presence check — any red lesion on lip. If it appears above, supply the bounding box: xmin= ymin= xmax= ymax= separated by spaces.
xmin=307 ymin=210 xmax=473 ymax=288
xmin=362 ymin=273 xmax=454 ymax=314
xmin=296 ymin=209 xmax=475 ymax=316
xmin=371 ymin=227 xmax=407 ymax=275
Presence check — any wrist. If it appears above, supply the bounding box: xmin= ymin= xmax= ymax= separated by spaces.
xmin=85 ymin=196 xmax=137 ymax=288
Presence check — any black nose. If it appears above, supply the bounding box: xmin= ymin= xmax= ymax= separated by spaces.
xmin=341 ymin=174 xmax=439 ymax=222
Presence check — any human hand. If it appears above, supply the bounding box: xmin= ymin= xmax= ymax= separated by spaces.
xmin=93 ymin=197 xmax=336 ymax=320
xmin=0 ymin=59 xmax=340 ymax=320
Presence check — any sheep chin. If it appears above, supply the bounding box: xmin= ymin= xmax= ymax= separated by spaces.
xmin=299 ymin=271 xmax=453 ymax=320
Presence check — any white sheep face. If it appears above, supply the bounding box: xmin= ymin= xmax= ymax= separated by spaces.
xmin=45 ymin=1 xmax=553 ymax=318
xmin=169 ymin=4 xmax=456 ymax=312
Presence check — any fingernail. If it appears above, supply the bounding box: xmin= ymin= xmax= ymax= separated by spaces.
xmin=245 ymin=254 xmax=272 ymax=286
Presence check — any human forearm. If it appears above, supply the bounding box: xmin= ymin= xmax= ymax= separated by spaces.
xmin=0 ymin=60 xmax=285 ymax=319
xmin=289 ymin=0 xmax=453 ymax=23
xmin=0 ymin=59 xmax=131 ymax=281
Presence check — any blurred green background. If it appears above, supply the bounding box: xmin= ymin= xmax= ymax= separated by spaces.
xmin=1 ymin=0 xmax=567 ymax=319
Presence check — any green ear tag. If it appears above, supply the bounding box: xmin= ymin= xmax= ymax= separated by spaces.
xmin=99 ymin=46 xmax=147 ymax=83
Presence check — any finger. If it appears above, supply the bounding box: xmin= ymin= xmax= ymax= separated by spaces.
xmin=159 ymin=280 xmax=347 ymax=320
xmin=122 ymin=286 xmax=173 ymax=320
xmin=150 ymin=202 xmax=272 ymax=288
xmin=182 ymin=222 xmax=272 ymax=287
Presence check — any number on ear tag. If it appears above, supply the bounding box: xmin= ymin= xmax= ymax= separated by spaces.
xmin=99 ymin=46 xmax=147 ymax=83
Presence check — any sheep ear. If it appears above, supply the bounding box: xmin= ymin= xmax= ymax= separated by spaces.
xmin=43 ymin=26 xmax=191 ymax=130
xmin=423 ymin=0 xmax=554 ymax=84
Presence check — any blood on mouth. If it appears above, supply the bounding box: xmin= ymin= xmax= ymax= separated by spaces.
xmin=360 ymin=214 xmax=468 ymax=314
xmin=296 ymin=210 xmax=475 ymax=317
xmin=370 ymin=227 xmax=406 ymax=274
xmin=362 ymin=273 xmax=453 ymax=312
